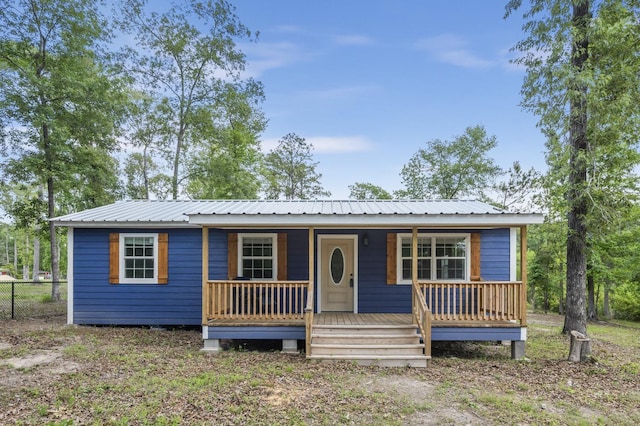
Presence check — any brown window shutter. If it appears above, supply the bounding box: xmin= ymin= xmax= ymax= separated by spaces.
xmin=386 ymin=233 xmax=397 ymax=285
xmin=228 ymin=233 xmax=238 ymax=280
xmin=277 ymin=233 xmax=288 ymax=280
xmin=109 ymin=233 xmax=119 ymax=284
xmin=470 ymin=233 xmax=481 ymax=281
xmin=157 ymin=233 xmax=168 ymax=284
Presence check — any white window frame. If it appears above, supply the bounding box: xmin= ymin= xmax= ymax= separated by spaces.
xmin=237 ymin=233 xmax=278 ymax=281
xmin=396 ymin=233 xmax=471 ymax=285
xmin=119 ymin=233 xmax=159 ymax=284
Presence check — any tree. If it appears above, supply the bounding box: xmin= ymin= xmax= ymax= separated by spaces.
xmin=490 ymin=161 xmax=541 ymax=212
xmin=507 ymin=0 xmax=640 ymax=359
xmin=263 ymin=133 xmax=331 ymax=200
xmin=115 ymin=0 xmax=262 ymax=200
xmin=121 ymin=95 xmax=172 ymax=200
xmin=0 ymin=0 xmax=127 ymax=300
xmin=398 ymin=125 xmax=502 ymax=199
xmin=348 ymin=182 xmax=392 ymax=200
xmin=186 ymin=80 xmax=266 ymax=199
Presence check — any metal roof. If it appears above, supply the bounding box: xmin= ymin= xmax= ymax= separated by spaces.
xmin=51 ymin=199 xmax=544 ymax=228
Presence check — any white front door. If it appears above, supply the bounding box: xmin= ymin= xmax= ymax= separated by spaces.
xmin=320 ymin=237 xmax=355 ymax=312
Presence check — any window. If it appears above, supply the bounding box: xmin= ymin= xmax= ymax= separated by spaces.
xmin=238 ymin=234 xmax=278 ymax=280
xmin=119 ymin=233 xmax=159 ymax=284
xmin=397 ymin=233 xmax=469 ymax=284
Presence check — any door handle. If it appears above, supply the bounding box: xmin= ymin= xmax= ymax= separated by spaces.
xmin=349 ymin=274 xmax=354 ymax=287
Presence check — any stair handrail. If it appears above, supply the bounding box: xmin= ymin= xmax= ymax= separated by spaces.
xmin=304 ymin=280 xmax=314 ymax=357
xmin=412 ymin=279 xmax=432 ymax=358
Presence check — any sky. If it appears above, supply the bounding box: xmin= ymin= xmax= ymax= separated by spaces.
xmin=230 ymin=0 xmax=546 ymax=199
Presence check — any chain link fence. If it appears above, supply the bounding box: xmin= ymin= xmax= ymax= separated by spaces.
xmin=0 ymin=281 xmax=67 ymax=320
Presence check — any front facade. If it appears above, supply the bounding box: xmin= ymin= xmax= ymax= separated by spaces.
xmin=54 ymin=200 xmax=543 ymax=366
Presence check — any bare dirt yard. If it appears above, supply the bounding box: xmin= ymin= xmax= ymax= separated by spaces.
xmin=1 ymin=313 xmax=638 ymax=425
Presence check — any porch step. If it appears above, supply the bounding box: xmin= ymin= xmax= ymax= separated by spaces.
xmin=308 ymin=354 xmax=430 ymax=368
xmin=311 ymin=343 xmax=425 ymax=356
xmin=312 ymin=324 xmax=420 ymax=336
xmin=311 ymin=334 xmax=420 ymax=345
xmin=308 ymin=323 xmax=429 ymax=368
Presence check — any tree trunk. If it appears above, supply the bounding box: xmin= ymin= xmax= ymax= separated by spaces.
xmin=42 ymin=120 xmax=61 ymax=301
xmin=531 ymin=279 xmax=536 ymax=311
xmin=562 ymin=0 xmax=590 ymax=362
xmin=587 ymin=272 xmax=596 ymax=320
xmin=23 ymin=233 xmax=30 ymax=280
xmin=558 ymin=277 xmax=565 ymax=315
xmin=13 ymin=236 xmax=18 ymax=276
xmin=49 ymin=175 xmax=60 ymax=301
xmin=603 ymin=285 xmax=610 ymax=319
xmin=543 ymin=287 xmax=549 ymax=314
xmin=32 ymin=233 xmax=40 ymax=283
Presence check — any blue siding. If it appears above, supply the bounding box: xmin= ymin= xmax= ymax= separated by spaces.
xmin=356 ymin=229 xmax=412 ymax=313
xmin=205 ymin=326 xmax=305 ymax=340
xmin=209 ymin=230 xmax=228 ymax=280
xmin=357 ymin=229 xmax=512 ymax=314
xmin=73 ymin=228 xmax=202 ymax=325
xmin=72 ymin=226 xmax=513 ymax=337
xmin=432 ymin=327 xmax=523 ymax=341
xmin=479 ymin=228 xmax=511 ymax=281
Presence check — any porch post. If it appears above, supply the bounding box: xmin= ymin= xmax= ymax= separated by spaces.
xmin=412 ymin=227 xmax=418 ymax=285
xmin=520 ymin=225 xmax=528 ymax=327
xmin=305 ymin=227 xmax=315 ymax=356
xmin=202 ymin=226 xmax=209 ymax=325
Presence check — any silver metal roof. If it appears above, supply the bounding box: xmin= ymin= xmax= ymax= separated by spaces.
xmin=51 ymin=199 xmax=544 ymax=228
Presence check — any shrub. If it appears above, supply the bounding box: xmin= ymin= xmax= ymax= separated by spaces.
xmin=611 ymin=282 xmax=640 ymax=321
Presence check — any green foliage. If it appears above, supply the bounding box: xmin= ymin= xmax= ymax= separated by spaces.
xmin=489 ymin=161 xmax=541 ymax=212
xmin=0 ymin=0 xmax=129 ymax=297
xmin=115 ymin=0 xmax=262 ymax=200
xmin=507 ymin=0 xmax=640 ymax=332
xmin=611 ymin=281 xmax=640 ymax=321
xmin=527 ymin=222 xmax=567 ymax=313
xmin=398 ymin=125 xmax=501 ymax=199
xmin=263 ymin=133 xmax=331 ymax=200
xmin=348 ymin=182 xmax=392 ymax=200
xmin=186 ymin=80 xmax=266 ymax=199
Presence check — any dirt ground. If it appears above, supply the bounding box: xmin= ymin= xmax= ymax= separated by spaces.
xmin=1 ymin=314 xmax=638 ymax=425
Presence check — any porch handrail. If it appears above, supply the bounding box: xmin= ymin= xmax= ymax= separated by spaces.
xmin=412 ymin=279 xmax=432 ymax=358
xmin=304 ymin=280 xmax=314 ymax=357
xmin=418 ymin=280 xmax=525 ymax=323
xmin=205 ymin=280 xmax=309 ymax=321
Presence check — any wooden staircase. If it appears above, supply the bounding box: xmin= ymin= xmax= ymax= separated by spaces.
xmin=307 ymin=323 xmax=430 ymax=367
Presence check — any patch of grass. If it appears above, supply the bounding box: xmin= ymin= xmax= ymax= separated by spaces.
xmin=63 ymin=343 xmax=88 ymax=358
xmin=1 ymin=313 xmax=639 ymax=425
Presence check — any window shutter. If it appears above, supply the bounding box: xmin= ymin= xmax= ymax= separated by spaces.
xmin=109 ymin=233 xmax=119 ymax=284
xmin=386 ymin=233 xmax=397 ymax=285
xmin=277 ymin=233 xmax=288 ymax=281
xmin=228 ymin=233 xmax=238 ymax=280
xmin=158 ymin=233 xmax=168 ymax=284
xmin=471 ymin=232 xmax=481 ymax=281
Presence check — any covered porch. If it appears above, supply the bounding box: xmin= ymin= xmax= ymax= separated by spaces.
xmin=201 ymin=222 xmax=529 ymax=364
xmin=193 ymin=200 xmax=538 ymax=366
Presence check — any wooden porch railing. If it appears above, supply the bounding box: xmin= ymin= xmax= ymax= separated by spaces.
xmin=205 ymin=280 xmax=309 ymax=321
xmin=304 ymin=282 xmax=314 ymax=356
xmin=412 ymin=280 xmax=432 ymax=358
xmin=418 ymin=281 xmax=525 ymax=324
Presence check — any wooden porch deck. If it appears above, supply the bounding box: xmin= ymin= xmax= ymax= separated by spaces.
xmin=207 ymin=312 xmax=521 ymax=328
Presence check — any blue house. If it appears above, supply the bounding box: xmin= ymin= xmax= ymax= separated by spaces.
xmin=53 ymin=199 xmax=543 ymax=367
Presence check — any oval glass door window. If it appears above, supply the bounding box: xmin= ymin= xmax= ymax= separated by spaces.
xmin=330 ymin=247 xmax=345 ymax=285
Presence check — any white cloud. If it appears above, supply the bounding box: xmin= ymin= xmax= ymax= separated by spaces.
xmin=261 ymin=136 xmax=373 ymax=154
xmin=332 ymin=34 xmax=374 ymax=46
xmin=240 ymin=41 xmax=314 ymax=78
xmin=416 ymin=34 xmax=494 ymax=69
